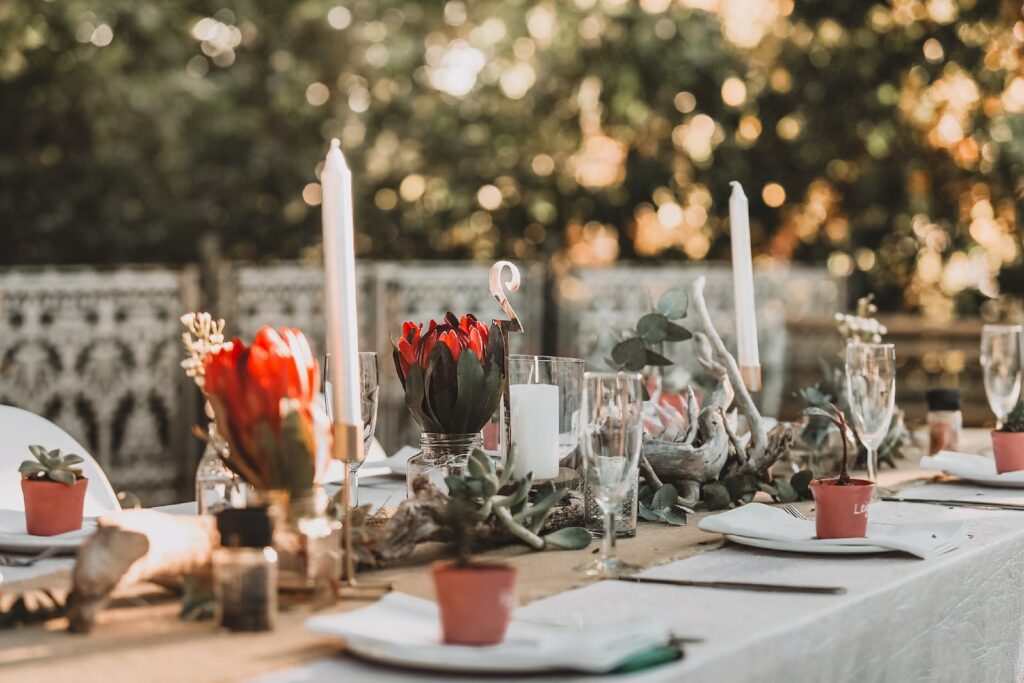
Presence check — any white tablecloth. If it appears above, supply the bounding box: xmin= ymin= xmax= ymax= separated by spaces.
xmin=250 ymin=480 xmax=1024 ymax=683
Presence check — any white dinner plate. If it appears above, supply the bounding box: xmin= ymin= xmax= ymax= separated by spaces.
xmin=307 ymin=593 xmax=670 ymax=675
xmin=724 ymin=533 xmax=890 ymax=555
xmin=0 ymin=509 xmax=97 ymax=553
xmin=920 ymin=451 xmax=1024 ymax=489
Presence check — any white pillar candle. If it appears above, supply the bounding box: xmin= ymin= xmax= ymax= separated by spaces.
xmin=729 ymin=181 xmax=761 ymax=392
xmin=321 ymin=139 xmax=364 ymax=459
xmin=509 ymin=383 xmax=560 ymax=480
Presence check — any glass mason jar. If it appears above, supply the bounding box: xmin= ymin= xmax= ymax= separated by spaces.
xmin=251 ymin=487 xmax=341 ymax=593
xmin=196 ymin=423 xmax=244 ymax=515
xmin=406 ymin=433 xmax=483 ymax=495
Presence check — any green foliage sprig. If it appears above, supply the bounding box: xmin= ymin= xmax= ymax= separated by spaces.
xmin=19 ymin=445 xmax=84 ymax=485
xmin=999 ymin=401 xmax=1024 ymax=433
xmin=442 ymin=449 xmax=591 ymax=565
xmin=638 ymin=483 xmax=691 ymax=525
xmin=607 ymin=288 xmax=691 ymax=373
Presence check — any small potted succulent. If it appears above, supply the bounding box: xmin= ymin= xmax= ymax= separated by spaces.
xmin=803 ymin=404 xmax=873 ymax=539
xmin=431 ymin=448 xmax=590 ymax=645
xmin=992 ymin=401 xmax=1024 ymax=474
xmin=19 ymin=445 xmax=89 ymax=536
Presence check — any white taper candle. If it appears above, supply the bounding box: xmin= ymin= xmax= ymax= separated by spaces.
xmin=729 ymin=181 xmax=761 ymax=392
xmin=321 ymin=139 xmax=364 ymax=447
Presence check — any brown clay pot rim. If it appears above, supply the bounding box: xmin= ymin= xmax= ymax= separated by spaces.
xmin=810 ymin=477 xmax=874 ymax=488
xmin=432 ymin=559 xmax=515 ymax=574
xmin=21 ymin=476 xmax=89 ymax=485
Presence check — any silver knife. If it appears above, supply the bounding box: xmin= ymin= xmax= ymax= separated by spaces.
xmin=881 ymin=496 xmax=1024 ymax=511
xmin=615 ymin=576 xmax=846 ymax=595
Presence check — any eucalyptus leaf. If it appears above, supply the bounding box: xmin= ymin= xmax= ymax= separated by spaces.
xmin=644 ymin=349 xmax=673 ymax=366
xmin=659 ymin=508 xmax=688 ymax=526
xmin=542 ymin=526 xmax=592 ymax=550
xmin=791 ymin=470 xmax=814 ymax=497
xmin=656 ymin=288 xmax=688 ymax=319
xmin=702 ymin=483 xmax=732 ymax=510
xmin=774 ymin=480 xmax=799 ymax=503
xmin=637 ymin=313 xmax=669 ymax=344
xmin=611 ymin=337 xmax=647 ymax=371
xmin=638 ymin=501 xmax=660 ymax=521
xmin=662 ymin=321 xmax=692 ymax=342
xmin=651 ymin=483 xmax=678 ymax=510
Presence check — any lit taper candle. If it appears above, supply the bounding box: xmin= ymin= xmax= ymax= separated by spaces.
xmin=729 ymin=181 xmax=761 ymax=392
xmin=321 ymin=138 xmax=364 ymax=461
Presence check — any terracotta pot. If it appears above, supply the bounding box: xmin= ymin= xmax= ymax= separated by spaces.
xmin=992 ymin=431 xmax=1024 ymax=474
xmin=21 ymin=477 xmax=89 ymax=536
xmin=431 ymin=560 xmax=516 ymax=645
xmin=810 ymin=478 xmax=873 ymax=539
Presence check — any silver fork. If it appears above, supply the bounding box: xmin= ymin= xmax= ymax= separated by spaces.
xmin=782 ymin=504 xmax=808 ymax=520
xmin=0 ymin=546 xmax=60 ymax=567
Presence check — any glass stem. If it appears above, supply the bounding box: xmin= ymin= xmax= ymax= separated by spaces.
xmin=348 ymin=464 xmax=359 ymax=508
xmin=602 ymin=511 xmax=616 ymax=563
xmin=866 ymin=446 xmax=878 ymax=484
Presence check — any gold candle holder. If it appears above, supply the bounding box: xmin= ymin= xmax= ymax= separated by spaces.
xmin=333 ymin=422 xmax=392 ymax=596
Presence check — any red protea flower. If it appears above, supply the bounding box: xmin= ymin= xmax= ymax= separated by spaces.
xmin=204 ymin=326 xmax=328 ymax=494
xmin=392 ymin=312 xmax=504 ymax=434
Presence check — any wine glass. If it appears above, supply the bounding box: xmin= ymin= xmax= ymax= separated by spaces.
xmin=324 ymin=352 xmax=379 ymax=507
xmin=576 ymin=371 xmax=644 ymax=578
xmin=980 ymin=325 xmax=1022 ymax=428
xmin=845 ymin=343 xmax=896 ymax=489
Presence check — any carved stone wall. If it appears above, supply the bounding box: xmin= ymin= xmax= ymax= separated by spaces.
xmin=0 ymin=268 xmax=200 ymax=505
xmin=0 ymin=261 xmax=840 ymax=505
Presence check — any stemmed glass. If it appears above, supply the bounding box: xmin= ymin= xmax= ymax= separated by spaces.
xmin=576 ymin=371 xmax=644 ymax=578
xmin=845 ymin=343 xmax=896 ymax=490
xmin=324 ymin=352 xmax=379 ymax=507
xmin=980 ymin=325 xmax=1022 ymax=428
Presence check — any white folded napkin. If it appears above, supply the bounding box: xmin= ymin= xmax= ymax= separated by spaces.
xmin=306 ymin=592 xmax=671 ymax=674
xmin=920 ymin=450 xmax=1024 ymax=484
xmin=698 ymin=503 xmax=966 ymax=559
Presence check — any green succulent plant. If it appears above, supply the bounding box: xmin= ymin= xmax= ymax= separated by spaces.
xmin=443 ymin=448 xmax=592 ymax=565
xmin=19 ymin=445 xmax=85 ymax=485
xmin=999 ymin=401 xmax=1024 ymax=433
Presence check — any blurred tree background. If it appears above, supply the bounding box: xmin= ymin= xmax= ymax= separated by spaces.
xmin=1 ymin=0 xmax=1022 ymax=318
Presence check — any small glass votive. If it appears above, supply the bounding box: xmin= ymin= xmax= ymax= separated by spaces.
xmin=504 ymin=355 xmax=585 ymax=486
xmin=584 ymin=471 xmax=639 ymax=538
xmin=214 ymin=507 xmax=277 ymax=632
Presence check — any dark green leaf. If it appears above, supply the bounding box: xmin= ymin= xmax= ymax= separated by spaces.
xmin=656 ymin=288 xmax=688 ymax=319
xmin=637 ymin=313 xmax=669 ymax=344
xmin=542 ymin=526 xmax=592 ymax=550
xmin=774 ymin=480 xmax=799 ymax=503
xmin=790 ymin=470 xmax=814 ymax=495
xmin=611 ymin=337 xmax=647 ymax=371
xmin=702 ymin=483 xmax=732 ymax=510
xmin=645 ymin=349 xmax=673 ymax=366
xmin=662 ymin=321 xmax=692 ymax=342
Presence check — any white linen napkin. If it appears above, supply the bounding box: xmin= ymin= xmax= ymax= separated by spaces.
xmin=920 ymin=450 xmax=1024 ymax=483
xmin=306 ymin=592 xmax=671 ymax=674
xmin=698 ymin=503 xmax=966 ymax=559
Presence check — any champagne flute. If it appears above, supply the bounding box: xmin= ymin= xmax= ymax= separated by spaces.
xmin=576 ymin=371 xmax=644 ymax=578
xmin=845 ymin=343 xmax=896 ymax=489
xmin=325 ymin=352 xmax=379 ymax=507
xmin=980 ymin=325 xmax=1022 ymax=428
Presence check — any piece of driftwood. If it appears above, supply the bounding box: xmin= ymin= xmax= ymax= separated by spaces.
xmin=641 ymin=276 xmax=795 ymax=506
xmin=68 ymin=510 xmax=217 ymax=633
xmin=370 ymin=476 xmax=585 ymax=565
